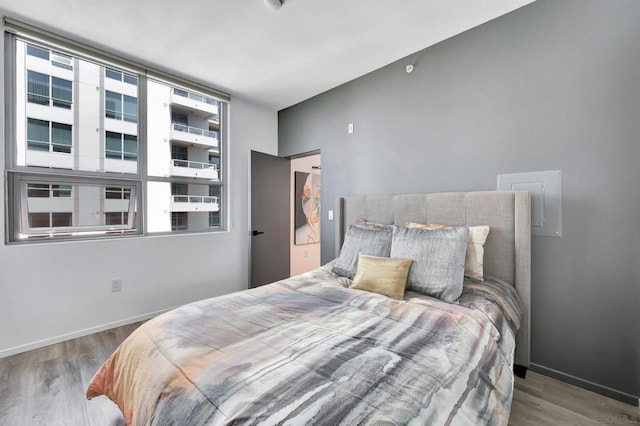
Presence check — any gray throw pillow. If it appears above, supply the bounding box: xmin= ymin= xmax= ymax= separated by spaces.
xmin=332 ymin=225 xmax=392 ymax=279
xmin=390 ymin=225 xmax=469 ymax=303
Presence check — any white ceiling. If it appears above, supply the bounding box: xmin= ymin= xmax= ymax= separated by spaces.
xmin=0 ymin=0 xmax=535 ymax=110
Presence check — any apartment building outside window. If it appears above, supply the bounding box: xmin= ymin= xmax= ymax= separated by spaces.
xmin=105 ymin=90 xmax=137 ymax=123
xmin=27 ymin=119 xmax=72 ymax=153
xmin=106 ymin=132 xmax=137 ymax=161
xmin=5 ymin=22 xmax=229 ymax=242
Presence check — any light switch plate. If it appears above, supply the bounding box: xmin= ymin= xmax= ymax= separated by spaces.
xmin=497 ymin=169 xmax=562 ymax=237
xmin=328 ymin=210 xmax=334 ymax=221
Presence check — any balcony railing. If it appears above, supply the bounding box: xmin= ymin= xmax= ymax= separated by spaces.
xmin=171 ymin=195 xmax=219 ymax=204
xmin=171 ymin=122 xmax=218 ymax=139
xmin=172 ymin=88 xmax=217 ymax=106
xmin=171 ymin=159 xmax=218 ymax=171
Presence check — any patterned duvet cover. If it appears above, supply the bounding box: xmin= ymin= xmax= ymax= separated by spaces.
xmin=87 ymin=264 xmax=522 ymax=425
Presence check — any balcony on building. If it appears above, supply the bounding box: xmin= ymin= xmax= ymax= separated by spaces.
xmin=170 ymin=159 xmax=219 ymax=180
xmin=170 ymin=195 xmax=219 ymax=212
xmin=169 ymin=122 xmax=219 ymax=150
xmin=170 ymin=88 xmax=219 ymax=120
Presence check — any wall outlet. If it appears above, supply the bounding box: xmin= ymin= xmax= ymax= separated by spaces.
xmin=112 ymin=278 xmax=123 ymax=292
xmin=328 ymin=210 xmax=334 ymax=220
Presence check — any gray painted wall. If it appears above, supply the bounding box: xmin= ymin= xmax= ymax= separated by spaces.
xmin=279 ymin=0 xmax=640 ymax=401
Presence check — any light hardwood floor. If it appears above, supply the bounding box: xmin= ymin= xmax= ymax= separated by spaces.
xmin=0 ymin=322 xmax=638 ymax=425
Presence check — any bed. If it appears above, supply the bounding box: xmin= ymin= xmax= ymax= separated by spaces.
xmin=87 ymin=190 xmax=531 ymax=425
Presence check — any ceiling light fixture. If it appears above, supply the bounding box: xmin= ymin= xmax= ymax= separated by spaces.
xmin=264 ymin=0 xmax=283 ymax=10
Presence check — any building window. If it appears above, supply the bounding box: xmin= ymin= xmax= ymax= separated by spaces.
xmin=27 ymin=183 xmax=72 ymax=198
xmin=106 ymin=132 xmax=137 ymax=161
xmin=105 ymin=187 xmax=132 ymax=200
xmin=105 ymin=67 xmax=138 ymax=85
xmin=27 ymin=71 xmax=73 ymax=109
xmin=171 ymin=212 xmax=188 ymax=231
xmin=29 ymin=212 xmax=73 ymax=228
xmin=105 ymin=212 xmax=129 ymax=225
xmin=26 ymin=43 xmax=49 ymax=60
xmin=26 ymin=43 xmax=72 ymax=70
xmin=27 ymin=119 xmax=72 ymax=153
xmin=171 ymin=144 xmax=188 ymax=161
xmin=6 ymin=30 xmax=227 ymax=242
xmin=105 ymin=90 xmax=137 ymax=123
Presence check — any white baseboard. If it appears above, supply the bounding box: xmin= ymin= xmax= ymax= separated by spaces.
xmin=0 ymin=306 xmax=177 ymax=359
xmin=530 ymin=363 xmax=640 ymax=408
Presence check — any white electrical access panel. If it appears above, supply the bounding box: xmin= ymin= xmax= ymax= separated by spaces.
xmin=497 ymin=169 xmax=562 ymax=237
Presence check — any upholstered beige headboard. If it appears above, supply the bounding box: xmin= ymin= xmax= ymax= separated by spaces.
xmin=334 ymin=190 xmax=531 ymax=370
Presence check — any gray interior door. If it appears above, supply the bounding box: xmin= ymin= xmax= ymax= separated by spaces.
xmin=250 ymin=150 xmax=291 ymax=288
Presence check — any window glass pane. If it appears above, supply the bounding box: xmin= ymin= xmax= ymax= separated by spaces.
xmin=52 ymin=184 xmax=72 ymax=198
xmin=105 ymin=212 xmax=128 ymax=225
xmin=123 ymin=134 xmax=137 ymax=161
xmin=29 ymin=213 xmax=50 ymax=228
xmin=51 ymin=123 xmax=72 ymax=153
xmin=21 ymin=182 xmax=136 ymax=238
xmin=171 ymin=212 xmax=188 ymax=231
xmin=123 ymin=74 xmax=137 ymax=85
xmin=171 ymin=144 xmax=188 ymax=161
xmin=51 ymin=52 xmax=72 ymax=70
xmin=105 ymin=68 xmax=122 ymax=81
xmin=27 ymin=118 xmax=50 ymax=151
xmin=105 ymin=187 xmax=122 ymax=199
xmin=105 ymin=91 xmax=122 ymax=119
xmin=27 ymin=118 xmax=49 ymax=142
xmin=209 ymin=211 xmax=220 ymax=227
xmin=27 ymin=184 xmax=50 ymax=198
xmin=26 ymin=44 xmax=49 ymax=60
xmin=105 ymin=131 xmax=122 ymax=159
xmin=171 ymin=111 xmax=188 ymax=125
xmin=51 ymin=212 xmax=73 ymax=227
xmin=27 ymin=70 xmax=49 ymax=105
xmin=171 ymin=183 xmax=188 ymax=196
xmin=123 ymin=95 xmax=137 ymax=123
xmin=51 ymin=77 xmax=72 ymax=109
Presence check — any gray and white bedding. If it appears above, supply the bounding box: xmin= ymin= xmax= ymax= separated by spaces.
xmin=87 ymin=263 xmax=522 ymax=425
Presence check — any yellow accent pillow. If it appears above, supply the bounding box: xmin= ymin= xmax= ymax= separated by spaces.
xmin=405 ymin=222 xmax=490 ymax=281
xmin=350 ymin=254 xmax=412 ymax=300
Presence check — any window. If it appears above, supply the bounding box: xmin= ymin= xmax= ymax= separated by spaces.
xmin=105 ymin=90 xmax=137 ymax=123
xmin=106 ymin=132 xmax=137 ymax=161
xmin=27 ymin=183 xmax=72 ymax=198
xmin=171 ymin=212 xmax=188 ymax=231
xmin=18 ymin=180 xmax=136 ymax=237
xmin=29 ymin=212 xmax=73 ymax=228
xmin=105 ymin=212 xmax=129 ymax=225
xmin=26 ymin=43 xmax=72 ymax=70
xmin=26 ymin=43 xmax=49 ymax=60
xmin=171 ymin=144 xmax=188 ymax=161
xmin=6 ymin=29 xmax=227 ymax=242
xmin=105 ymin=67 xmax=138 ymax=85
xmin=209 ymin=185 xmax=221 ymax=228
xmin=105 ymin=187 xmax=131 ymax=200
xmin=27 ymin=70 xmax=49 ymax=105
xmin=27 ymin=119 xmax=72 ymax=153
xmin=28 ymin=71 xmax=72 ymax=109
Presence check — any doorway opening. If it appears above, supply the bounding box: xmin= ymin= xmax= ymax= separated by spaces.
xmin=289 ymin=151 xmax=321 ymax=276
